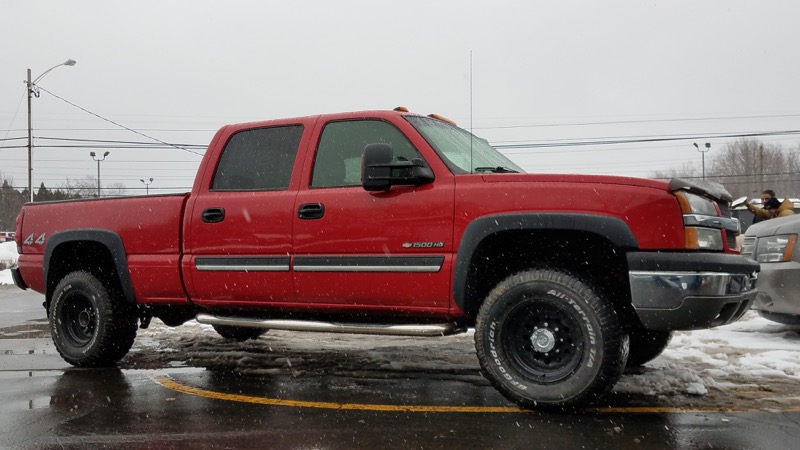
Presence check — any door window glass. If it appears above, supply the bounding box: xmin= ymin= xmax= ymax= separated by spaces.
xmin=311 ymin=120 xmax=422 ymax=188
xmin=212 ymin=125 xmax=303 ymax=191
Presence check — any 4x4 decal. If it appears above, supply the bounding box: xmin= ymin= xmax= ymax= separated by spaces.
xmin=23 ymin=233 xmax=46 ymax=245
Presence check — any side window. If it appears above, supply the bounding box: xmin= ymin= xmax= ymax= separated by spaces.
xmin=212 ymin=125 xmax=303 ymax=191
xmin=311 ymin=120 xmax=422 ymax=188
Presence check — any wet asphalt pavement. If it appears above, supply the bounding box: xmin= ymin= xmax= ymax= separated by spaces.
xmin=1 ymin=285 xmax=799 ymax=449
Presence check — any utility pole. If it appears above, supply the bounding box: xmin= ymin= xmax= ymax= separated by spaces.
xmin=25 ymin=59 xmax=77 ymax=202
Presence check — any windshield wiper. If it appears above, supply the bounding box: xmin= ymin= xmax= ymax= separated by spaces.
xmin=474 ymin=166 xmax=519 ymax=174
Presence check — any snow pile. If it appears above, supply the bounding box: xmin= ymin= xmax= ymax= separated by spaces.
xmin=122 ymin=310 xmax=800 ymax=409
xmin=0 ymin=241 xmax=18 ymax=285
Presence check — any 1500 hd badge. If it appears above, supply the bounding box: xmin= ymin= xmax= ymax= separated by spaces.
xmin=402 ymin=242 xmax=445 ymax=249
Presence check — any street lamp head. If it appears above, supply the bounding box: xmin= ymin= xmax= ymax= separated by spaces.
xmin=148 ymin=177 xmax=153 ymax=182
xmin=693 ymin=142 xmax=699 ymax=149
xmin=103 ymin=151 xmax=110 ymax=157
xmin=90 ymin=151 xmax=96 ymax=157
xmin=705 ymin=142 xmax=711 ymax=149
xmin=140 ymin=179 xmax=145 ymax=183
xmin=64 ymin=59 xmax=77 ymax=66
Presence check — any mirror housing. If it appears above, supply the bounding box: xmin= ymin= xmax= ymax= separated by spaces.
xmin=361 ymin=143 xmax=434 ymax=191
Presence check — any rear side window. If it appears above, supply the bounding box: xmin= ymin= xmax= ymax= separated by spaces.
xmin=212 ymin=125 xmax=303 ymax=191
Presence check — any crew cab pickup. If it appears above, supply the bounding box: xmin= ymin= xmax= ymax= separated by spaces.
xmin=12 ymin=108 xmax=758 ymax=409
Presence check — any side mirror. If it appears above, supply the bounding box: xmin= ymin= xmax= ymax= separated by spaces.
xmin=362 ymin=143 xmax=434 ymax=191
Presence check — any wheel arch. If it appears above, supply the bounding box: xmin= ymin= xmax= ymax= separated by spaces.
xmin=44 ymin=229 xmax=136 ymax=308
xmin=453 ymin=213 xmax=639 ymax=322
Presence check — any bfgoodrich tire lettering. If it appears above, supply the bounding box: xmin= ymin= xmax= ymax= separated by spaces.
xmin=50 ymin=271 xmax=138 ymax=367
xmin=475 ymin=269 xmax=628 ymax=409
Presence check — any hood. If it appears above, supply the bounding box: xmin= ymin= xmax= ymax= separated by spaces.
xmin=480 ymin=174 xmax=732 ymax=203
xmin=480 ymin=173 xmax=671 ymax=190
xmin=745 ymin=213 xmax=800 ymax=237
xmin=667 ymin=178 xmax=733 ymax=203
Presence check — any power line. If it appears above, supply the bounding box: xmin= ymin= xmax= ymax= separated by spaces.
xmin=35 ymin=86 xmax=205 ymax=156
xmin=473 ymin=112 xmax=800 ymax=130
xmin=493 ymin=130 xmax=800 ymax=150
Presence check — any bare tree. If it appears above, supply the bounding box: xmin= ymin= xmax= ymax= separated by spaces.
xmin=706 ymin=139 xmax=800 ymax=198
xmin=650 ymin=139 xmax=800 ymax=198
xmin=61 ymin=176 xmax=128 ymax=198
xmin=650 ymin=162 xmax=702 ymax=180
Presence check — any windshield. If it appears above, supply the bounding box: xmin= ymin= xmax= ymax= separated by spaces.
xmin=405 ymin=116 xmax=525 ymax=174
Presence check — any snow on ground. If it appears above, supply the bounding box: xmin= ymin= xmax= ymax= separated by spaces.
xmin=0 ymin=241 xmax=18 ymax=285
xmin=2 ymin=239 xmax=800 ymax=409
xmin=124 ymin=310 xmax=800 ymax=410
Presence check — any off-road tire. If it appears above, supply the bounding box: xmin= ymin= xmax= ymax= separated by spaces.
xmin=475 ymin=269 xmax=628 ymax=410
xmin=49 ymin=271 xmax=138 ymax=367
xmin=212 ymin=325 xmax=266 ymax=342
xmin=627 ymin=329 xmax=673 ymax=366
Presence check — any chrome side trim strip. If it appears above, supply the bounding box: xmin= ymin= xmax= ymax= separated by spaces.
xmin=294 ymin=265 xmax=441 ymax=273
xmin=196 ymin=265 xmax=290 ymax=272
xmin=293 ymin=256 xmax=444 ymax=273
xmin=195 ymin=257 xmax=290 ymax=272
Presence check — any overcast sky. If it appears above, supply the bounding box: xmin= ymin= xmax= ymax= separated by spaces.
xmin=2 ymin=1 xmax=799 ymax=195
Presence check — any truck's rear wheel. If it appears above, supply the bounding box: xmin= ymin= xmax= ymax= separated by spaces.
xmin=212 ymin=325 xmax=266 ymax=341
xmin=49 ymin=271 xmax=138 ymax=367
xmin=475 ymin=269 xmax=628 ymax=410
xmin=627 ymin=329 xmax=672 ymax=366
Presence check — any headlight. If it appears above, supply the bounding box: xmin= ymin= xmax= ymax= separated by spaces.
xmin=685 ymin=227 xmax=724 ymax=251
xmin=675 ymin=191 xmax=725 ymax=251
xmin=755 ymin=234 xmax=797 ymax=263
xmin=674 ymin=191 xmax=718 ymax=216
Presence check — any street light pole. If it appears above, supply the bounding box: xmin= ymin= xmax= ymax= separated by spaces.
xmin=693 ymin=142 xmax=711 ymax=180
xmin=140 ymin=177 xmax=153 ymax=195
xmin=90 ymin=151 xmax=110 ymax=197
xmin=25 ymin=59 xmax=77 ymax=203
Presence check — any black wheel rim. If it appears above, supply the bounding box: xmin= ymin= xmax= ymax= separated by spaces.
xmin=500 ymin=297 xmax=585 ymax=384
xmin=60 ymin=291 xmax=97 ymax=347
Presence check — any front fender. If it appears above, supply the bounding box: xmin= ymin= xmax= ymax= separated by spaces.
xmin=453 ymin=213 xmax=639 ymax=314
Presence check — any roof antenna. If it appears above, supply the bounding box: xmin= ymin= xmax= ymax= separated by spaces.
xmin=470 ymin=50 xmax=473 ymax=174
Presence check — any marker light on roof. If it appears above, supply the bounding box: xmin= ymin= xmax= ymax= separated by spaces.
xmin=427 ymin=113 xmax=457 ymax=126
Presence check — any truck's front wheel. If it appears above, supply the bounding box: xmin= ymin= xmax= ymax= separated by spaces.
xmin=475 ymin=269 xmax=628 ymax=410
xmin=50 ymin=271 xmax=138 ymax=367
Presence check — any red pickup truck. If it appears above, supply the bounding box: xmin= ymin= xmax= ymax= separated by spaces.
xmin=13 ymin=108 xmax=758 ymax=409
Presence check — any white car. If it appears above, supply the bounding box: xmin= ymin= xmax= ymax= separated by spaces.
xmin=741 ymin=214 xmax=800 ymax=324
xmin=0 ymin=231 xmax=15 ymax=243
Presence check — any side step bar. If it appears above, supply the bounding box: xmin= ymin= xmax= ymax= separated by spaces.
xmin=195 ymin=313 xmax=466 ymax=337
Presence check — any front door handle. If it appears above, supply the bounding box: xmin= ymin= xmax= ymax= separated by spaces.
xmin=298 ymin=203 xmax=325 ymax=220
xmin=202 ymin=207 xmax=225 ymax=223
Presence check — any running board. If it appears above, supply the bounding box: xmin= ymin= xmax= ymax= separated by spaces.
xmin=195 ymin=313 xmax=466 ymax=337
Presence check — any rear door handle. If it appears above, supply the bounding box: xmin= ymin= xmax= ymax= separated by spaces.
xmin=202 ymin=207 xmax=225 ymax=223
xmin=298 ymin=203 xmax=325 ymax=220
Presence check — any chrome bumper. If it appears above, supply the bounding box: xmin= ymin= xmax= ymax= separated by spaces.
xmin=629 ymin=270 xmax=758 ymax=330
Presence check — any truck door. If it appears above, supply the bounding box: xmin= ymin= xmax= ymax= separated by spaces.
xmin=184 ymin=124 xmax=307 ymax=307
xmin=292 ymin=119 xmax=455 ymax=312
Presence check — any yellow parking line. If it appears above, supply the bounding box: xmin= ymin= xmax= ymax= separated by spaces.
xmin=152 ymin=376 xmax=800 ymax=414
xmin=153 ymin=376 xmax=526 ymax=413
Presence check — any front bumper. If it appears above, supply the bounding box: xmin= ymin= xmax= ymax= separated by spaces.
xmin=627 ymin=252 xmax=759 ymax=330
xmin=752 ymin=260 xmax=800 ymax=317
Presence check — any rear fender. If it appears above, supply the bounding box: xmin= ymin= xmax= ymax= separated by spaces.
xmin=44 ymin=229 xmax=136 ymax=305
